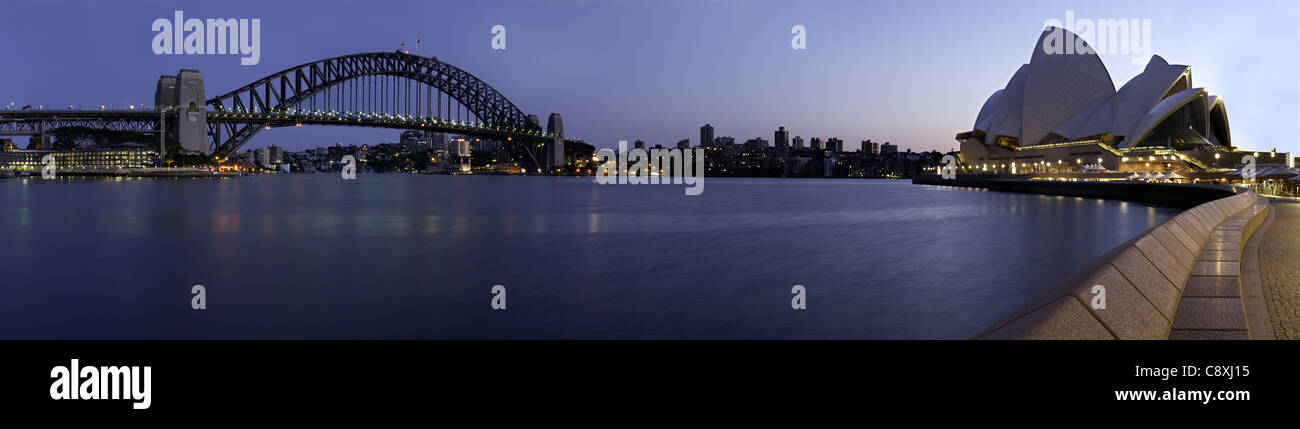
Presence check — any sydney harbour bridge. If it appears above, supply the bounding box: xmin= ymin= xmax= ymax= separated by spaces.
xmin=0 ymin=51 xmax=567 ymax=172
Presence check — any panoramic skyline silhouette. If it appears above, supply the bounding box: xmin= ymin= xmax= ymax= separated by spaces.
xmin=0 ymin=0 xmax=1295 ymax=154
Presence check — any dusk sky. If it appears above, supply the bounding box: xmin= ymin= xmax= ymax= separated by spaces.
xmin=1 ymin=0 xmax=1296 ymax=154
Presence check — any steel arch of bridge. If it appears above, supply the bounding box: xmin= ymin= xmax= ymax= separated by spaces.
xmin=206 ymin=52 xmax=542 ymax=158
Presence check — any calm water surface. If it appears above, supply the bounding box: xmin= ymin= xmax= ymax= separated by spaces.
xmin=0 ymin=175 xmax=1176 ymax=339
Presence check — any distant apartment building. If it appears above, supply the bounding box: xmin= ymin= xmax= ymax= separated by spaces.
xmin=826 ymin=138 xmax=843 ymax=153
xmin=254 ymin=147 xmax=271 ymax=168
xmin=268 ymin=144 xmax=283 ymax=164
xmin=401 ymin=130 xmax=426 ymax=152
xmin=700 ymin=124 xmax=714 ymax=149
xmin=862 ymin=140 xmax=879 ymax=155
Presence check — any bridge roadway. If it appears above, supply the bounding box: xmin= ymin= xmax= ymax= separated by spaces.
xmin=0 ymin=108 xmax=554 ymax=142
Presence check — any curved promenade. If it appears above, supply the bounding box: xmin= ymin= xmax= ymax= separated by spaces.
xmin=970 ymin=189 xmax=1269 ymax=339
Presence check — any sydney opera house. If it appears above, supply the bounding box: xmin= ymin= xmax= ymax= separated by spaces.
xmin=955 ymin=27 xmax=1271 ymax=174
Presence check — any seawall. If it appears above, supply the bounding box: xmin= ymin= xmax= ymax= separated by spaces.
xmin=913 ymin=174 xmax=1238 ymax=209
xmin=962 ymin=185 xmax=1267 ymax=339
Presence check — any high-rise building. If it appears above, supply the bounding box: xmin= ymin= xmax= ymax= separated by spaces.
xmin=676 ymin=139 xmax=690 ymax=150
xmin=700 ymin=124 xmax=714 ymax=149
xmin=268 ymin=144 xmax=283 ymax=164
xmin=810 ymin=137 xmax=823 ymax=150
xmin=862 ymin=140 xmax=879 ymax=155
xmin=826 ymin=138 xmax=843 ymax=153
xmin=880 ymin=142 xmax=898 ymax=155
xmin=254 ymin=147 xmax=270 ymax=169
xmin=792 ymin=136 xmax=804 ymax=150
xmin=401 ymin=130 xmax=426 ymax=152
xmin=774 ymin=127 xmax=790 ymax=149
xmin=428 ymin=132 xmax=449 ymax=155
xmin=634 ymin=140 xmax=646 ymax=150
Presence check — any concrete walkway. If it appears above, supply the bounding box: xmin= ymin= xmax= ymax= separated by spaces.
xmin=1260 ymin=198 xmax=1300 ymax=339
xmin=1169 ymin=199 xmax=1261 ymax=339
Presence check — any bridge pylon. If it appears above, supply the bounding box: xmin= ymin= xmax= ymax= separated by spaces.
xmin=546 ymin=113 xmax=565 ymax=171
xmin=155 ymin=70 xmax=208 ymax=155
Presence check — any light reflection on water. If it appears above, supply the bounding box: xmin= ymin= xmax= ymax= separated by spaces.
xmin=0 ymin=176 xmax=1176 ymax=339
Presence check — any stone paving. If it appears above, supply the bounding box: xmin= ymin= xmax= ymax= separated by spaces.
xmin=1259 ymin=199 xmax=1300 ymax=340
xmin=1170 ymin=202 xmax=1257 ymax=339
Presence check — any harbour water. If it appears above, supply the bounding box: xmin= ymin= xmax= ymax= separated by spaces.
xmin=0 ymin=175 xmax=1176 ymax=339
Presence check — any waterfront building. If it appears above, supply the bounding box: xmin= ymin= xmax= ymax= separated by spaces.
xmin=810 ymin=137 xmax=823 ymax=150
xmin=0 ymin=143 xmax=159 ymax=171
xmin=792 ymin=136 xmax=804 ymax=150
xmin=957 ymin=27 xmax=1240 ymax=174
xmin=700 ymin=124 xmax=714 ymax=149
xmin=268 ymin=144 xmax=283 ymax=164
xmin=254 ymin=148 xmax=271 ymax=169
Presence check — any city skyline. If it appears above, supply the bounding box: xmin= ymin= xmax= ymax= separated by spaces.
xmin=0 ymin=0 xmax=1296 ymax=154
